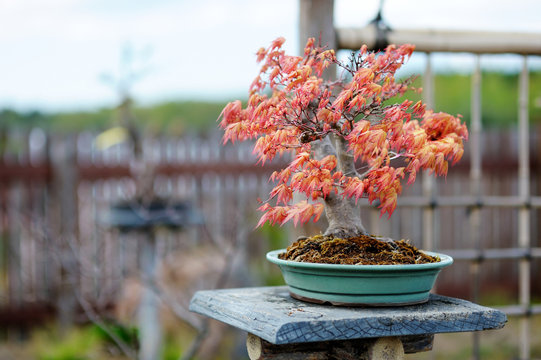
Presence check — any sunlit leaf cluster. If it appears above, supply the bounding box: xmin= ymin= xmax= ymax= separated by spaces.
xmin=220 ymin=38 xmax=468 ymax=227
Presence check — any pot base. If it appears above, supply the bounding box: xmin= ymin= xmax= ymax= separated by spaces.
xmin=289 ymin=290 xmax=429 ymax=307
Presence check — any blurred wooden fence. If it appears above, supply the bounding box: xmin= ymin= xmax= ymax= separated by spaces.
xmin=0 ymin=127 xmax=540 ymax=327
xmin=0 ymin=129 xmax=282 ymax=328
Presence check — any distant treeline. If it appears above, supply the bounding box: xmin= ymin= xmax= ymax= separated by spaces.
xmin=2 ymin=72 xmax=541 ymax=133
xmin=0 ymin=101 xmax=228 ymax=135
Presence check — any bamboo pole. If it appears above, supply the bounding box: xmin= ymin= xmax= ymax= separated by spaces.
xmin=440 ymin=247 xmax=541 ymax=261
xmin=517 ymin=56 xmax=531 ymax=360
xmin=422 ymin=54 xmax=435 ymax=252
xmin=361 ymin=195 xmax=541 ymax=208
xmin=138 ymin=232 xmax=162 ymax=360
xmin=337 ymin=26 xmax=541 ymax=54
xmin=469 ymin=55 xmax=483 ymax=360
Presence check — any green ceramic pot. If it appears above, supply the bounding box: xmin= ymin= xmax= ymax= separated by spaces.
xmin=266 ymin=249 xmax=453 ymax=306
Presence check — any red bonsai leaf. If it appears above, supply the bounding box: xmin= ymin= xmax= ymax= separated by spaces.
xmin=282 ymin=201 xmax=324 ymax=226
xmin=270 ymin=183 xmax=293 ymax=205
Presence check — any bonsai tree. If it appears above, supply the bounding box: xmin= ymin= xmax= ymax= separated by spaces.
xmin=219 ymin=37 xmax=467 ymax=243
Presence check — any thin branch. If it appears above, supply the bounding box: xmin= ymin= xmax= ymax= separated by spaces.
xmin=33 ymin=218 xmax=139 ymax=359
xmin=178 ymin=321 xmax=209 ymax=360
xmin=75 ymin=291 xmax=138 ymax=359
xmin=140 ymin=275 xmax=203 ymax=332
xmin=357 ymin=165 xmax=377 ymax=180
xmin=180 ymin=226 xmax=247 ymax=360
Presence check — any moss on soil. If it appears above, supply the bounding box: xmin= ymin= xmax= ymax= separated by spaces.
xmin=278 ymin=234 xmax=439 ymax=265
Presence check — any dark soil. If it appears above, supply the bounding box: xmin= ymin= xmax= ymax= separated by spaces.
xmin=278 ymin=234 xmax=439 ymax=265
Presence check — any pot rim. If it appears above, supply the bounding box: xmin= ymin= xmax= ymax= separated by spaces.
xmin=266 ymin=249 xmax=453 ymax=271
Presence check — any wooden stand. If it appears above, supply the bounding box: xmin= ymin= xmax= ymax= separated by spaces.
xmin=190 ymin=286 xmax=506 ymax=359
xmin=246 ymin=333 xmax=407 ymax=359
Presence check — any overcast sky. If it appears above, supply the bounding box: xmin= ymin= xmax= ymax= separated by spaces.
xmin=1 ymin=0 xmax=540 ymax=112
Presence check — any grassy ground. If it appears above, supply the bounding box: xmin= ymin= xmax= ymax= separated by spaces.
xmin=0 ymin=316 xmax=539 ymax=359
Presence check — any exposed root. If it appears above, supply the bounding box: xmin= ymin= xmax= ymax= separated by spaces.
xmin=279 ymin=234 xmax=439 ymax=265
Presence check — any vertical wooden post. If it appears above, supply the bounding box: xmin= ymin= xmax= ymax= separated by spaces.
xmin=517 ymin=55 xmax=531 ymax=360
xmin=422 ymin=54 xmax=435 ymax=252
xmin=138 ymin=229 xmax=162 ymax=360
xmin=299 ymin=0 xmax=336 ymax=51
xmin=7 ymin=182 xmax=23 ymax=307
xmin=469 ymin=54 xmax=483 ymax=360
xmin=296 ymin=0 xmax=337 ymax=239
xmin=51 ymin=135 xmax=79 ymax=333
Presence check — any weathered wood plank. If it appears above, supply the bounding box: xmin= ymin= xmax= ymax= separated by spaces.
xmin=189 ymin=286 xmax=507 ymax=345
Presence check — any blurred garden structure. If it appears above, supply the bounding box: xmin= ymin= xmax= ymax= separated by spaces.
xmin=1 ymin=124 xmax=541 ymax=358
xmin=1 ymin=1 xmax=541 ymax=359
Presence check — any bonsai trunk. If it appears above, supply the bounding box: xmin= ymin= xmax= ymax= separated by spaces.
xmin=313 ymin=136 xmax=368 ymax=238
xmin=323 ymin=193 xmax=367 ymax=238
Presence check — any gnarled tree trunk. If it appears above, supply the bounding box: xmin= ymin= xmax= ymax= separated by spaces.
xmin=312 ymin=136 xmax=367 ymax=238
xmin=323 ymin=193 xmax=367 ymax=238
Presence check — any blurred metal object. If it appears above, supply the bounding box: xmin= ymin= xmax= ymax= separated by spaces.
xmin=102 ymin=199 xmax=204 ymax=231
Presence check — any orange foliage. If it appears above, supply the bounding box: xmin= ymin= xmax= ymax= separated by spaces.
xmin=219 ymin=38 xmax=468 ymax=227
